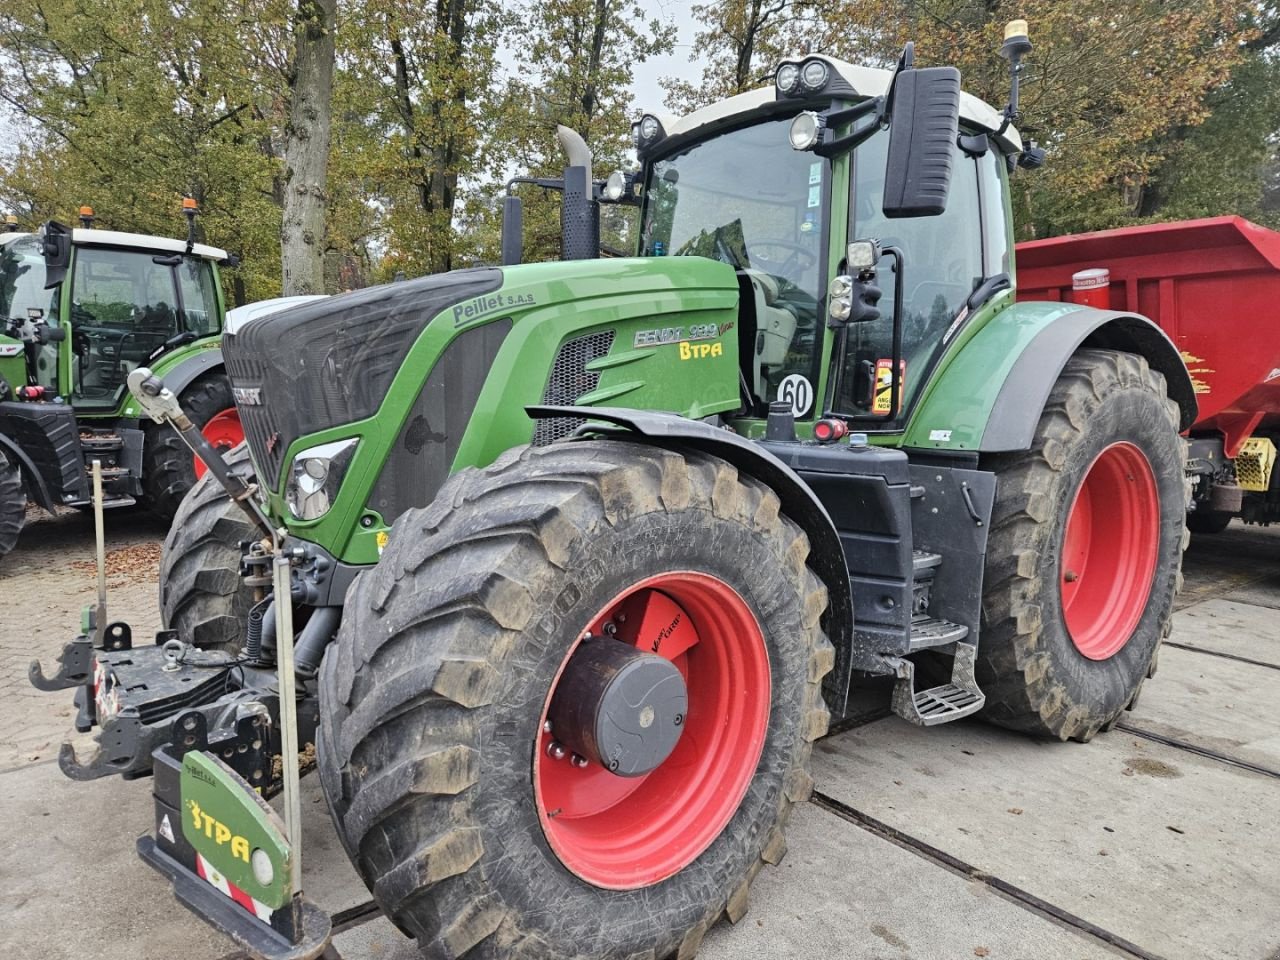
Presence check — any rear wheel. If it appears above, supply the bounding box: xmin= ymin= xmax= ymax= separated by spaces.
xmin=143 ymin=375 xmax=240 ymax=519
xmin=0 ymin=447 xmax=26 ymax=558
xmin=979 ymin=349 xmax=1186 ymax=741
xmin=158 ymin=441 xmax=256 ymax=651
xmin=317 ymin=441 xmax=833 ymax=959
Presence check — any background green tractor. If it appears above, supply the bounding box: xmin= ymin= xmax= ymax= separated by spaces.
xmin=0 ymin=202 xmax=241 ymax=556
xmin=36 ymin=22 xmax=1195 ymax=960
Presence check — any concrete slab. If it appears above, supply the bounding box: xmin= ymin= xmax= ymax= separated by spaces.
xmin=699 ymin=803 xmax=1116 ymax=960
xmin=333 ymin=916 xmax=418 ymax=960
xmin=326 ymin=802 xmax=1117 ymax=960
xmin=814 ymin=719 xmax=1280 ymax=960
xmin=1178 ymin=523 xmax=1280 ymax=613
xmin=1172 ymin=598 xmax=1280 ymax=666
xmin=1126 ymin=644 xmax=1280 ymax=772
xmin=0 ymin=760 xmax=232 ymax=960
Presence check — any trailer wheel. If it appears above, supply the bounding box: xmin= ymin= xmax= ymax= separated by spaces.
xmin=0 ymin=446 xmax=26 ymax=558
xmin=158 ymin=441 xmax=256 ymax=651
xmin=979 ymin=349 xmax=1186 ymax=742
xmin=316 ymin=441 xmax=833 ymax=959
xmin=1187 ymin=508 xmax=1232 ymax=535
xmin=143 ymin=374 xmax=239 ymax=519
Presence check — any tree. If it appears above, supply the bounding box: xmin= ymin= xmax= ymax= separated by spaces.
xmin=280 ymin=0 xmax=336 ymax=295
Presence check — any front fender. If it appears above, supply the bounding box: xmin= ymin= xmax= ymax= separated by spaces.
xmin=903 ymin=302 xmax=1196 ymax=453
xmin=527 ymin=404 xmax=857 ymax=714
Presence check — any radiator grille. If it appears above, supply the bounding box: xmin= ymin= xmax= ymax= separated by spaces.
xmin=532 ymin=330 xmax=615 ymax=446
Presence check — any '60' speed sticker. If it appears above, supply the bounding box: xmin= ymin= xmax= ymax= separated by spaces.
xmin=777 ymin=374 xmax=813 ymax=418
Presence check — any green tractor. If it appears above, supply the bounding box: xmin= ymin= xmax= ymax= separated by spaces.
xmin=33 ymin=23 xmax=1193 ymax=960
xmin=0 ymin=202 xmax=240 ymax=556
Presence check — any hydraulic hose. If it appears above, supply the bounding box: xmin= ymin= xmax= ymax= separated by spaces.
xmin=293 ymin=606 xmax=342 ymax=679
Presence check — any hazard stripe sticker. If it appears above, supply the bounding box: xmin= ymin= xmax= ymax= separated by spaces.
xmin=195 ymin=853 xmax=274 ymax=922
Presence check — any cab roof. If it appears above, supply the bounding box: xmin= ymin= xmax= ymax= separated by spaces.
xmin=657 ymin=55 xmax=1022 ymax=155
xmin=71 ymin=227 xmax=227 ymax=262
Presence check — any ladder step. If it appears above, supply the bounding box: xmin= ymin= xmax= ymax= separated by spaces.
xmin=908 ymin=615 xmax=969 ymax=651
xmin=66 ymin=495 xmax=136 ymax=510
xmin=912 ymin=550 xmax=943 ymax=573
xmin=891 ymin=643 xmax=985 ymax=727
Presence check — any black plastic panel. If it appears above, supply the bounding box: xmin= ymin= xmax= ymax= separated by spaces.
xmin=224 ymin=269 xmax=502 ymax=488
xmin=367 ymin=318 xmax=513 ymax=522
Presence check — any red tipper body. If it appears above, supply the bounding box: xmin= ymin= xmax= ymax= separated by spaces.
xmin=1017 ymin=216 xmax=1280 ymax=457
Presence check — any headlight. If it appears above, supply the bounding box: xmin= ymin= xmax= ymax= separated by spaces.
xmin=285 ymin=438 xmax=358 ymax=521
xmin=801 ymin=59 xmax=829 ymax=92
xmin=776 ymin=62 xmax=801 ymax=96
xmin=828 ymin=275 xmax=854 ymax=323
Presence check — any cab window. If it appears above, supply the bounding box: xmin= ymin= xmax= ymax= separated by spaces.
xmin=835 ymin=131 xmax=986 ymax=416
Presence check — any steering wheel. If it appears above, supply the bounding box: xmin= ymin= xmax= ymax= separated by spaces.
xmin=745 ymin=239 xmax=818 ymax=277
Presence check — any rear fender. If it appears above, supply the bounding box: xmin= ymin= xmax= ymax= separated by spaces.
xmin=527 ymin=404 xmax=857 ymax=714
xmin=905 ymin=303 xmax=1196 ymax=453
xmin=117 ymin=345 xmax=224 ymax=419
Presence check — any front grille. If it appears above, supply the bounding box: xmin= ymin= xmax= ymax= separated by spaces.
xmin=532 ymin=330 xmax=616 ymax=446
xmin=367 ymin=318 xmax=513 ymax=522
xmin=223 ymin=268 xmax=502 ymax=489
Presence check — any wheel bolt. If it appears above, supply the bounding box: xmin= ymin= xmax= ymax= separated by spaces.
xmin=547 ymin=740 xmax=567 ymax=760
xmin=1064 ymin=570 xmax=1079 ymax=583
xmin=674 ymin=713 xmax=684 ymax=726
xmin=571 ymin=753 xmax=589 ymax=768
xmin=543 ymin=719 xmax=553 ymax=733
xmin=603 ymin=621 xmax=618 ymax=636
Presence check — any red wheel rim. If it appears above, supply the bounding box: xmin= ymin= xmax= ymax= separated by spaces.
xmin=195 ymin=408 xmax=243 ymax=479
xmin=1060 ymin=442 xmax=1160 ymax=660
xmin=534 ymin=571 xmax=770 ymax=890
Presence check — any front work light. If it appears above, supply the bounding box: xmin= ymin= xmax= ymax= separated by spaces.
xmin=800 ymin=59 xmax=830 ymax=92
xmin=285 ymin=437 xmax=359 ymax=521
xmin=602 ymin=170 xmax=626 ymax=201
xmin=789 ymin=112 xmax=822 ymax=151
xmin=776 ymin=62 xmax=801 ymax=96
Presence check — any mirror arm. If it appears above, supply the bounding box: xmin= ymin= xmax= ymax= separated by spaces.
xmin=813 ymin=115 xmax=883 ymax=159
xmin=506 ymin=176 xmax=565 ymax=195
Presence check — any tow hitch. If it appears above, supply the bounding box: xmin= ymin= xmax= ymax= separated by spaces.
xmin=28 ymin=368 xmax=333 ymax=959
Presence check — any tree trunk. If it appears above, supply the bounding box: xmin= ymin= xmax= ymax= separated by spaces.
xmin=281 ymin=0 xmax=335 ymax=296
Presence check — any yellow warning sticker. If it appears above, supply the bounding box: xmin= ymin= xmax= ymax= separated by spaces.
xmin=376 ymin=531 xmax=389 ymax=555
xmin=873 ymin=359 xmax=905 ymax=414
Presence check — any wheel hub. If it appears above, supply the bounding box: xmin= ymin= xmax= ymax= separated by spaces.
xmin=548 ymin=639 xmax=687 ymax=777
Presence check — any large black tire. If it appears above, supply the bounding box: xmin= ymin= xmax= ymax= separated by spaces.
xmin=0 ymin=446 xmax=25 ymax=558
xmin=143 ymin=374 xmax=238 ymax=520
xmin=1186 ymin=507 xmax=1233 ymax=535
xmin=316 ymin=441 xmax=833 ymax=960
xmin=978 ymin=349 xmax=1186 ymax=742
xmin=158 ymin=441 xmax=256 ymax=651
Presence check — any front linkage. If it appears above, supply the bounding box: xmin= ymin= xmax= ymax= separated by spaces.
xmin=30 ymin=366 xmax=332 ymax=960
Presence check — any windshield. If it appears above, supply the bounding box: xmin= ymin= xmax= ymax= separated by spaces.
xmin=69 ymin=247 xmax=221 ymax=408
xmin=640 ymin=117 xmax=826 ymax=415
xmin=0 ymin=236 xmax=53 ymax=324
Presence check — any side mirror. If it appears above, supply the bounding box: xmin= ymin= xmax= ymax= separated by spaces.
xmin=39 ymin=220 xmax=71 ymax=288
xmin=882 ymin=66 xmax=960 ymax=218
xmin=501 ymin=195 xmax=523 ymax=266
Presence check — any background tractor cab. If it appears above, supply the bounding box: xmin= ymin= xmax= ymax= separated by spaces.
xmin=0 ymin=202 xmax=241 ymax=556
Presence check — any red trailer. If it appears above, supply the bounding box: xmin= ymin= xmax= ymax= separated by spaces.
xmin=1017 ymin=215 xmax=1280 ymax=532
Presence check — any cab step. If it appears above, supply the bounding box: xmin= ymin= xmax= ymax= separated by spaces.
xmin=908 ymin=614 xmax=968 ymax=651
xmin=912 ymin=549 xmax=943 ymax=573
xmin=891 ymin=642 xmax=985 ymax=726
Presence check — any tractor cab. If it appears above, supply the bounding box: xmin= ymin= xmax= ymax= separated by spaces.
xmin=630 ymin=53 xmax=1025 ymax=432
xmin=1 ymin=210 xmax=228 ymax=410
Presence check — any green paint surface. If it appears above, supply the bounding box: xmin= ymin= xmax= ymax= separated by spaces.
xmin=179 ymin=750 xmax=292 ymax=910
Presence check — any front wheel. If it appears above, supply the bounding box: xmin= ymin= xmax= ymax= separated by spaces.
xmin=143 ymin=375 xmax=242 ymax=519
xmin=317 ymin=441 xmax=833 ymax=959
xmin=979 ymin=349 xmax=1186 ymax=741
